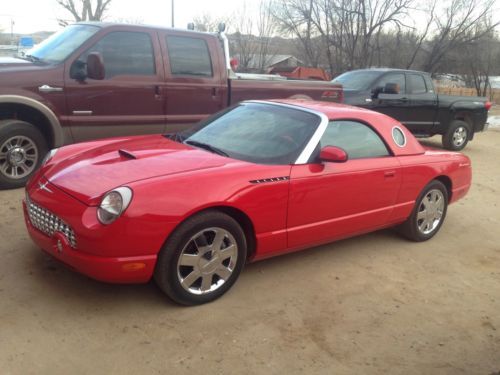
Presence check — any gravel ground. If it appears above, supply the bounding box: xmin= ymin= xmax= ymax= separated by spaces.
xmin=0 ymin=130 xmax=499 ymax=375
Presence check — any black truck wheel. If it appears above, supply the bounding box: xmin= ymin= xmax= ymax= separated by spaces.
xmin=0 ymin=120 xmax=48 ymax=189
xmin=442 ymin=120 xmax=470 ymax=151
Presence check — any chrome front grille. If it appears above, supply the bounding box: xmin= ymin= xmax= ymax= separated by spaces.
xmin=26 ymin=195 xmax=77 ymax=248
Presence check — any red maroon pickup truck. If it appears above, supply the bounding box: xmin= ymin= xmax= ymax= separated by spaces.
xmin=0 ymin=22 xmax=342 ymax=189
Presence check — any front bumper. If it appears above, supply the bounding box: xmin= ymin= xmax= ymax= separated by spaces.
xmin=23 ymin=179 xmax=160 ymax=284
xmin=24 ymin=206 xmax=156 ymax=283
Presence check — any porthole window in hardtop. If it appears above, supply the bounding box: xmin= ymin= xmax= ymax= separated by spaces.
xmin=320 ymin=120 xmax=390 ymax=159
xmin=392 ymin=126 xmax=406 ymax=147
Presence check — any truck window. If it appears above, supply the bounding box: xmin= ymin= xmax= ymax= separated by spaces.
xmin=408 ymin=74 xmax=427 ymax=94
xmin=76 ymin=31 xmax=156 ymax=79
xmin=376 ymin=73 xmax=406 ymax=94
xmin=320 ymin=121 xmax=390 ymax=159
xmin=166 ymin=36 xmax=213 ymax=77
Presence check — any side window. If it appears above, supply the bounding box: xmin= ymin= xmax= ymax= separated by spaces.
xmin=75 ymin=31 xmax=156 ymax=79
xmin=408 ymin=74 xmax=427 ymax=94
xmin=376 ymin=73 xmax=406 ymax=94
xmin=166 ymin=36 xmax=213 ymax=77
xmin=320 ymin=121 xmax=390 ymax=159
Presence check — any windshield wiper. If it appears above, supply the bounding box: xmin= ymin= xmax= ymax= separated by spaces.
xmin=184 ymin=140 xmax=229 ymax=157
xmin=163 ymin=132 xmax=187 ymax=142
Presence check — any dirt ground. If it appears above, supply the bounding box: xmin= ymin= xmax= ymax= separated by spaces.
xmin=1 ymin=131 xmax=499 ymax=375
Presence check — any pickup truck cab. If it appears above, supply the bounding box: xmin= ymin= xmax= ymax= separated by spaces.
xmin=334 ymin=68 xmax=490 ymax=151
xmin=0 ymin=22 xmax=342 ymax=189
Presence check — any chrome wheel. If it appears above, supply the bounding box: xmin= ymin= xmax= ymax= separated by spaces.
xmin=177 ymin=227 xmax=238 ymax=295
xmin=0 ymin=135 xmax=39 ymax=179
xmin=416 ymin=189 xmax=445 ymax=235
xmin=452 ymin=126 xmax=467 ymax=148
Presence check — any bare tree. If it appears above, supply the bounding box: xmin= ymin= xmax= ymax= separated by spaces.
xmin=56 ymin=0 xmax=112 ymax=26
xmin=271 ymin=0 xmax=322 ymax=67
xmin=231 ymin=0 xmax=278 ymax=73
xmin=422 ymin=0 xmax=499 ymax=73
xmin=192 ymin=13 xmax=228 ymax=32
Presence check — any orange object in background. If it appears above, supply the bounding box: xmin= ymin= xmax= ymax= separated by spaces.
xmin=269 ymin=66 xmax=331 ymax=81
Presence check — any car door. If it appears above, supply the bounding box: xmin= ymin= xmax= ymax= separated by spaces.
xmin=370 ymin=72 xmax=409 ymax=123
xmin=64 ymin=28 xmax=166 ymax=142
xmin=160 ymin=32 xmax=225 ymax=133
xmin=405 ymin=73 xmax=438 ymax=134
xmin=287 ymin=120 xmax=402 ymax=249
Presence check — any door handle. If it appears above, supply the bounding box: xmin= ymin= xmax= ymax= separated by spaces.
xmin=38 ymin=85 xmax=63 ymax=93
xmin=384 ymin=171 xmax=396 ymax=178
xmin=211 ymin=87 xmax=219 ymax=97
xmin=154 ymin=85 xmax=162 ymax=100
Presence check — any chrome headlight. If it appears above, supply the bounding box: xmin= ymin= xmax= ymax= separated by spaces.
xmin=42 ymin=148 xmax=59 ymax=165
xmin=97 ymin=187 xmax=133 ymax=225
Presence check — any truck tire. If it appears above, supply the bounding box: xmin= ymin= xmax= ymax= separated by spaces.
xmin=442 ymin=120 xmax=470 ymax=151
xmin=0 ymin=120 xmax=48 ymax=189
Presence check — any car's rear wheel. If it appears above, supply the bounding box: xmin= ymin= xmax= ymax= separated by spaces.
xmin=399 ymin=180 xmax=448 ymax=242
xmin=154 ymin=210 xmax=247 ymax=305
xmin=0 ymin=120 xmax=48 ymax=189
xmin=442 ymin=120 xmax=470 ymax=151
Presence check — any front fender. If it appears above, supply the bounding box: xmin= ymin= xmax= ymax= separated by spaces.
xmin=0 ymin=94 xmax=65 ymax=147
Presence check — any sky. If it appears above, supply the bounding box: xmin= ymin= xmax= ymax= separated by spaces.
xmin=0 ymin=0 xmax=250 ymax=34
xmin=1 ymin=0 xmax=499 ymax=36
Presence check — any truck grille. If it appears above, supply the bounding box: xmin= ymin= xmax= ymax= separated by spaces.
xmin=26 ymin=195 xmax=77 ymax=248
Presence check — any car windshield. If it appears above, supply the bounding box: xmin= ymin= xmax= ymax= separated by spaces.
xmin=182 ymin=103 xmax=321 ymax=165
xmin=333 ymin=71 xmax=381 ymax=90
xmin=26 ymin=24 xmax=100 ymax=64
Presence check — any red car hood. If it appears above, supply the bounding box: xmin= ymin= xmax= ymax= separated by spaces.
xmin=45 ymin=135 xmax=230 ymax=205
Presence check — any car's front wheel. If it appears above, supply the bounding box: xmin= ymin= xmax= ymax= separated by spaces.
xmin=154 ymin=210 xmax=247 ymax=305
xmin=399 ymin=180 xmax=448 ymax=242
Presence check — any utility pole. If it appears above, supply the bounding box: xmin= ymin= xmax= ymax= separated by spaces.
xmin=10 ymin=19 xmax=14 ymax=45
xmin=171 ymin=0 xmax=174 ymax=28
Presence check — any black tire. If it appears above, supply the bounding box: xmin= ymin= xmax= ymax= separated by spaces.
xmin=154 ymin=210 xmax=247 ymax=305
xmin=0 ymin=120 xmax=48 ymax=189
xmin=398 ymin=180 xmax=448 ymax=242
xmin=442 ymin=120 xmax=470 ymax=151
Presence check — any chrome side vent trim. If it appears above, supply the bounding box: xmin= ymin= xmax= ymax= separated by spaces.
xmin=249 ymin=176 xmax=289 ymax=184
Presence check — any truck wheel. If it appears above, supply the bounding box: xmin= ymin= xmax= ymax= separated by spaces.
xmin=0 ymin=120 xmax=48 ymax=189
xmin=442 ymin=120 xmax=470 ymax=151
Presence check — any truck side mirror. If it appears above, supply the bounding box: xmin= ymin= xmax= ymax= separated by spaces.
xmin=87 ymin=52 xmax=105 ymax=80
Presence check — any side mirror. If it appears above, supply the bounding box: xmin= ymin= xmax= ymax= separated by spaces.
xmin=319 ymin=146 xmax=348 ymax=163
xmin=86 ymin=52 xmax=105 ymax=80
xmin=218 ymin=23 xmax=226 ymax=33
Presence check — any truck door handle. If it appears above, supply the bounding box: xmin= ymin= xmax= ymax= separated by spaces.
xmin=154 ymin=85 xmax=162 ymax=100
xmin=38 ymin=85 xmax=63 ymax=93
xmin=212 ymin=87 xmax=219 ymax=97
xmin=384 ymin=171 xmax=396 ymax=178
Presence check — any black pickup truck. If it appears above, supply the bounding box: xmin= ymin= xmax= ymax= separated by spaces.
xmin=334 ymin=68 xmax=491 ymax=150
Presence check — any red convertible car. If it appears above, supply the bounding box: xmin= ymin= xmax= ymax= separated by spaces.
xmin=23 ymin=100 xmax=472 ymax=305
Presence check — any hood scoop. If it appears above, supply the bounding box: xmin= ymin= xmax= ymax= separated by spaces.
xmin=118 ymin=149 xmax=137 ymax=160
